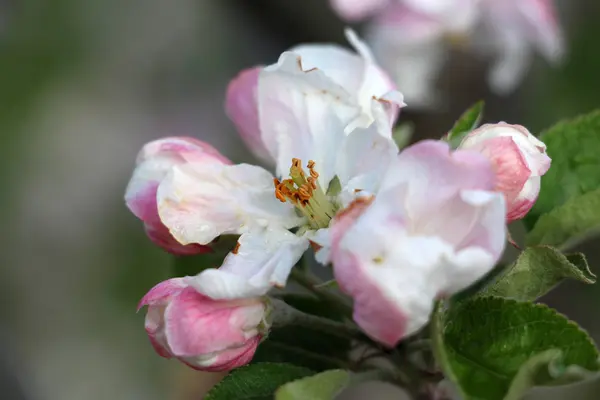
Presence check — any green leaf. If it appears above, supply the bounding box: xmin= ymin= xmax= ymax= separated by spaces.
xmin=482 ymin=246 xmax=595 ymax=301
xmin=525 ymin=110 xmax=600 ymax=229
xmin=527 ymin=188 xmax=600 ymax=249
xmin=275 ymin=370 xmax=350 ymax=400
xmin=253 ymin=294 xmax=351 ymax=371
xmin=392 ymin=122 xmax=414 ymax=149
xmin=436 ymin=297 xmax=599 ymax=400
xmin=205 ymin=363 xmax=314 ymax=400
xmin=172 ymin=235 xmax=238 ymax=277
xmin=446 ymin=101 xmax=484 ymax=147
xmin=431 ymin=301 xmax=466 ymax=397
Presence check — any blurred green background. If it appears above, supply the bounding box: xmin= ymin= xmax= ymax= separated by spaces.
xmin=0 ymin=1 xmax=598 ymax=399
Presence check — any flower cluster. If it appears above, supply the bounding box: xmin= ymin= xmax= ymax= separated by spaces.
xmin=125 ymin=30 xmax=550 ymax=371
xmin=330 ymin=0 xmax=564 ymax=107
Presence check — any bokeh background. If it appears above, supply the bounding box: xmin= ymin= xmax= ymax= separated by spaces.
xmin=0 ymin=1 xmax=599 ymax=399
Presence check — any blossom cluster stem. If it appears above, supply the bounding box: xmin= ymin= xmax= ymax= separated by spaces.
xmin=289 ymin=268 xmax=353 ymax=317
xmin=270 ymin=298 xmax=360 ymax=341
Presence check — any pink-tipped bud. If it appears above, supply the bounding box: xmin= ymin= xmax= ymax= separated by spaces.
xmin=138 ymin=278 xmax=269 ymax=372
xmin=459 ymin=123 xmax=551 ymax=222
xmin=125 ymin=137 xmax=231 ymax=254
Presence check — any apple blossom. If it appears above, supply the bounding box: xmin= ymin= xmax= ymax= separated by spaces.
xmin=329 ymin=140 xmax=506 ymax=346
xmin=459 ymin=123 xmax=551 ymax=222
xmin=155 ymin=32 xmax=403 ymax=300
xmin=138 ymin=277 xmax=269 ymax=372
xmin=330 ymin=0 xmax=564 ymax=107
xmin=225 ymin=29 xmax=404 ymax=165
xmin=124 ymin=137 xmax=231 ymax=255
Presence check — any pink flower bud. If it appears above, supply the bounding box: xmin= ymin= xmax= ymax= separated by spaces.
xmin=125 ymin=137 xmax=231 ymax=254
xmin=138 ymin=278 xmax=268 ymax=372
xmin=225 ymin=66 xmax=273 ymax=164
xmin=459 ymin=123 xmax=551 ymax=222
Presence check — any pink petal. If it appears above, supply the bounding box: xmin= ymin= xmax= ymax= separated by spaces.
xmin=137 ymin=136 xmax=231 ymax=166
xmin=137 ymin=278 xmax=187 ymax=310
xmin=125 ymin=137 xmax=231 ymax=253
xmin=380 ymin=140 xmax=496 ymax=221
xmin=225 ymin=67 xmax=273 ymax=163
xmin=164 ymin=288 xmax=264 ymax=356
xmin=183 ymin=336 xmax=261 ymax=372
xmin=144 ymin=223 xmax=212 ymax=256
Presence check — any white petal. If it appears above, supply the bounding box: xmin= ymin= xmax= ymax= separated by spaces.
xmin=336 ymin=126 xmax=399 ymax=196
xmin=157 ymin=162 xmax=302 ymax=245
xmin=259 ymin=52 xmax=362 ymax=187
xmin=306 ymin=228 xmax=332 ymax=265
xmin=188 ymin=228 xmax=309 ymax=299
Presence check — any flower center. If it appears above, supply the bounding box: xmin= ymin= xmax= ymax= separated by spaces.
xmin=274 ymin=158 xmax=337 ymax=229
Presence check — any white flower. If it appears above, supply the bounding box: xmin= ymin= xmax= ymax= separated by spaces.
xmin=154 ymin=31 xmax=402 ymax=300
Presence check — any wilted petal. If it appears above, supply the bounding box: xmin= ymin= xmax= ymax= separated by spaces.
xmin=225 ymin=66 xmax=274 ymax=164
xmin=157 ymin=162 xmax=302 ymax=245
xmin=188 ymin=228 xmax=309 ymax=299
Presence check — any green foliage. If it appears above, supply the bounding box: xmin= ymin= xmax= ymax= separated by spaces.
xmin=204 ymin=363 xmax=313 ymax=400
xmin=433 ymin=297 xmax=599 ymax=400
xmin=392 ymin=122 xmax=414 ymax=149
xmin=275 ymin=370 xmax=350 ymax=400
xmin=483 ymin=246 xmax=595 ymax=301
xmin=253 ymin=294 xmax=351 ymax=371
xmin=526 ymin=110 xmax=600 ymax=229
xmin=446 ymin=101 xmax=484 ymax=147
xmin=172 ymin=235 xmax=238 ymax=277
xmin=527 ymin=188 xmax=600 ymax=249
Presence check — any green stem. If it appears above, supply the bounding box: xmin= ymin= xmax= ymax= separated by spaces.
xmin=289 ymin=268 xmax=353 ymax=317
xmin=270 ymin=298 xmax=361 ymax=341
xmin=264 ymin=341 xmax=349 ymax=369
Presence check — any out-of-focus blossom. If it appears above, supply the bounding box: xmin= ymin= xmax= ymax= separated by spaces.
xmin=329 ymin=0 xmax=564 ymax=107
xmin=477 ymin=0 xmax=565 ymax=94
xmin=124 ymin=137 xmax=231 ymax=255
xmin=138 ymin=277 xmax=269 ymax=372
xmin=459 ymin=123 xmax=551 ymax=222
xmin=225 ymin=29 xmax=404 ymax=165
xmin=330 ymin=140 xmax=506 ymax=346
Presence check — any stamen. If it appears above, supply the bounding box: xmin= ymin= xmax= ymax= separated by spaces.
xmin=272 ymin=158 xmax=338 ymax=229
